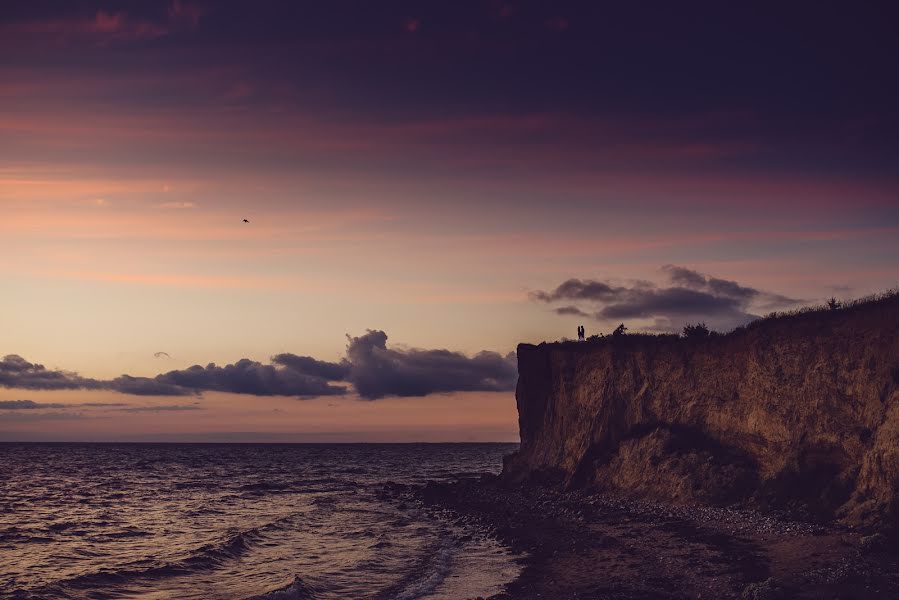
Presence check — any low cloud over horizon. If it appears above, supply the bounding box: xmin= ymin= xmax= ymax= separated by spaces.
xmin=0 ymin=399 xmax=201 ymax=420
xmin=1 ymin=267 xmax=834 ymax=403
xmin=532 ymin=265 xmax=804 ymax=332
xmin=0 ymin=331 xmax=517 ymax=401
xmin=0 ymin=400 xmax=69 ymax=410
xmin=345 ymin=330 xmax=517 ymax=399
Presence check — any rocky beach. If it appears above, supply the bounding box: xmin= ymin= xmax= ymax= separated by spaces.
xmin=385 ymin=292 xmax=899 ymax=599
xmin=379 ymin=475 xmax=899 ymax=599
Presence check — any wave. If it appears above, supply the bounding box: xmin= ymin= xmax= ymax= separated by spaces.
xmin=174 ymin=480 xmax=220 ymax=490
xmin=184 ymin=505 xmax=226 ymax=517
xmin=237 ymin=477 xmax=357 ymax=497
xmin=12 ymin=513 xmax=302 ymax=599
xmin=23 ymin=530 xmax=259 ymax=596
xmin=372 ymin=537 xmax=457 ymax=600
xmin=245 ymin=575 xmax=320 ymax=600
xmin=4 ymin=444 xmax=519 ymax=600
xmin=86 ymin=526 xmax=152 ymax=541
xmin=0 ymin=533 xmax=53 ymax=544
xmin=238 ymin=481 xmax=293 ymax=493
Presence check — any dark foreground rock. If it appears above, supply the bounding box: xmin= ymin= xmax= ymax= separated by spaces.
xmin=385 ymin=477 xmax=899 ymax=600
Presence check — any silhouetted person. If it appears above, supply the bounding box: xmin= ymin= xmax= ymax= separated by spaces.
xmin=577 ymin=325 xmax=585 ymax=341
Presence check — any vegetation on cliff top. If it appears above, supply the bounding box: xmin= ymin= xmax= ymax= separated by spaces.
xmin=546 ymin=287 xmax=899 ymax=348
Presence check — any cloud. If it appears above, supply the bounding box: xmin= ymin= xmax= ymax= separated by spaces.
xmin=271 ymin=353 xmax=350 ymax=381
xmin=597 ymin=287 xmax=744 ymax=320
xmin=9 ymin=10 xmax=167 ymax=42
xmin=532 ymin=265 xmax=802 ymax=331
xmin=554 ymin=305 xmax=591 ymax=317
xmin=0 ymin=400 xmax=132 ymax=410
xmin=0 ymin=355 xmax=104 ymax=391
xmin=73 ymin=198 xmax=110 ymax=207
xmin=151 ymin=359 xmax=348 ymax=397
xmin=0 ymin=411 xmax=87 ymax=422
xmin=344 ymin=330 xmax=517 ymax=400
xmin=2 ymin=333 xmax=516 ymax=401
xmin=152 ymin=338 xmax=516 ymax=400
xmin=0 ymin=400 xmax=197 ymax=416
xmin=662 ymin=265 xmax=757 ymax=300
xmin=2 ymin=2 xmax=204 ymax=46
xmin=530 ymin=280 xmax=620 ymax=303
xmin=0 ymin=355 xmax=190 ymax=396
xmin=107 ymin=375 xmax=193 ymax=396
xmin=0 ymin=400 xmax=67 ymax=410
xmin=168 ymin=0 xmax=205 ymax=28
xmin=0 ymin=356 xmax=194 ymax=396
xmin=118 ymin=403 xmax=201 ymax=412
xmin=157 ymin=202 xmax=196 ymax=209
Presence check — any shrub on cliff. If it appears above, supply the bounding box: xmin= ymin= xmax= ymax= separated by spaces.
xmin=752 ymin=287 xmax=898 ymax=328
xmin=682 ymin=323 xmax=711 ymax=339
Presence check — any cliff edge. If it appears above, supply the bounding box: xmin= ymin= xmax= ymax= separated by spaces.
xmin=503 ymin=293 xmax=899 ymax=531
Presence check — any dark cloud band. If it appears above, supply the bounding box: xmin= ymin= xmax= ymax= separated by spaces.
xmin=151 ymin=359 xmax=348 ymax=398
xmin=533 ymin=265 xmax=801 ymax=331
xmin=0 ymin=399 xmax=68 ymax=410
xmin=1 ymin=333 xmax=516 ymax=400
xmin=344 ymin=330 xmax=517 ymax=400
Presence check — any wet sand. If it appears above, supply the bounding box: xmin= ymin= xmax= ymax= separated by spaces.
xmin=383 ymin=477 xmax=899 ymax=599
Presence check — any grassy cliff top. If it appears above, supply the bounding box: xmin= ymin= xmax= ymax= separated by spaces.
xmin=527 ymin=287 xmax=899 ymax=351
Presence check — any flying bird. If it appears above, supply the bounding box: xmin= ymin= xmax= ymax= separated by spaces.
xmin=242 ymin=219 xmax=249 ymax=223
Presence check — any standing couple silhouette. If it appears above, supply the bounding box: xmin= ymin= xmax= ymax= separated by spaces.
xmin=577 ymin=325 xmax=585 ymax=341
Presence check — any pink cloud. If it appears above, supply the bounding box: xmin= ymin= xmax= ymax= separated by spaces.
xmin=168 ymin=0 xmax=205 ymax=28
xmin=223 ymin=82 xmax=254 ymax=101
xmin=546 ymin=16 xmax=569 ymax=32
xmin=404 ymin=18 xmax=421 ymax=33
xmin=2 ymin=1 xmax=203 ymax=45
xmin=157 ymin=201 xmax=197 ymax=209
xmin=8 ymin=10 xmax=167 ymax=42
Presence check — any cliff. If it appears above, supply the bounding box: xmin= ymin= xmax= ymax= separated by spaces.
xmin=503 ymin=293 xmax=899 ymax=531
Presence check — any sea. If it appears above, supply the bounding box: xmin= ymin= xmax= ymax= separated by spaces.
xmin=0 ymin=443 xmax=521 ymax=600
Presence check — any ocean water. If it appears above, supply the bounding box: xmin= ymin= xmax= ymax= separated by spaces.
xmin=0 ymin=443 xmax=521 ymax=600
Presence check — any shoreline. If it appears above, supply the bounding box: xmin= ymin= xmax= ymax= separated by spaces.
xmin=383 ymin=476 xmax=899 ymax=599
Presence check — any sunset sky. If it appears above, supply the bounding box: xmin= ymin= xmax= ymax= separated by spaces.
xmin=2 ymin=1 xmax=897 ymax=441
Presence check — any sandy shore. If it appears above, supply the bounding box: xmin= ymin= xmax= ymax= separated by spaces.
xmin=381 ymin=476 xmax=899 ymax=599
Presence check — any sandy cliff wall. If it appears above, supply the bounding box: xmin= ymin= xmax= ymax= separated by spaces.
xmin=503 ymin=295 xmax=899 ymax=530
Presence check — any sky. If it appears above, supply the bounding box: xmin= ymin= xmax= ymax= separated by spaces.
xmin=1 ymin=1 xmax=897 ymax=441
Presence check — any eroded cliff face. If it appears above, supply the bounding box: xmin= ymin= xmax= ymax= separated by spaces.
xmin=503 ymin=296 xmax=899 ymax=531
